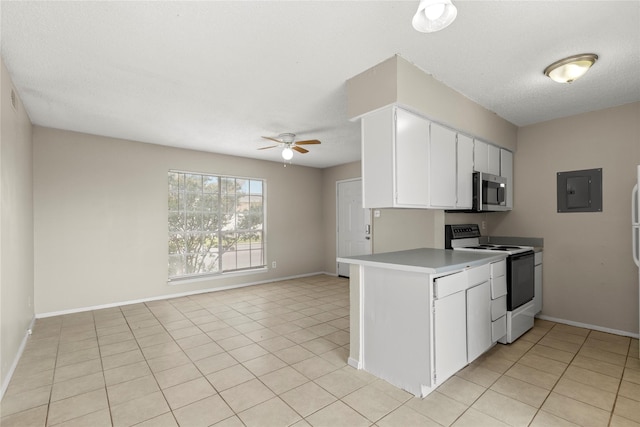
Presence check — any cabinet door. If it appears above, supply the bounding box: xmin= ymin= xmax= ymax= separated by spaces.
xmin=434 ymin=290 xmax=467 ymax=385
xmin=466 ymin=280 xmax=492 ymax=362
xmin=474 ymin=140 xmax=489 ymax=173
xmin=429 ymin=123 xmax=457 ymax=208
xmin=362 ymin=107 xmax=395 ymax=208
xmin=488 ymin=145 xmax=501 ymax=175
xmin=395 ymin=108 xmax=430 ymax=207
xmin=456 ymin=134 xmax=474 ymax=208
xmin=500 ymin=149 xmax=513 ymax=209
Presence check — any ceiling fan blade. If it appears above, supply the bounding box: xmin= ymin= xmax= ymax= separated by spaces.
xmin=292 ymin=146 xmax=309 ymax=154
xmin=294 ymin=139 xmax=321 ymax=145
xmin=258 ymin=145 xmax=278 ymax=150
xmin=261 ymin=136 xmax=282 ymax=144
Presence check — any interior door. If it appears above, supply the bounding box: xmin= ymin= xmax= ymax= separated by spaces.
xmin=337 ymin=179 xmax=371 ymax=277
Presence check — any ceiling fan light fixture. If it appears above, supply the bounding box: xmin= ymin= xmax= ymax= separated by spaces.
xmin=412 ymin=0 xmax=457 ymax=33
xmin=544 ymin=53 xmax=598 ymax=83
xmin=281 ymin=147 xmax=294 ymax=160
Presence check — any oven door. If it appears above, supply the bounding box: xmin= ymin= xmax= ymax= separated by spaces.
xmin=506 ymin=251 xmax=535 ymax=311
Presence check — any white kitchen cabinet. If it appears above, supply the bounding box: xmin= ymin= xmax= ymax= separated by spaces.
xmin=488 ymin=144 xmax=501 ymax=176
xmin=466 ymin=280 xmax=492 ymax=362
xmin=474 ymin=139 xmax=501 ymax=176
xmin=434 ymin=272 xmax=467 ymax=384
xmin=361 ymin=106 xmax=429 ymax=208
xmin=429 ymin=123 xmax=457 ymax=208
xmin=501 ymin=149 xmax=513 ymax=209
xmin=534 ymin=251 xmax=543 ymax=314
xmin=456 ymin=134 xmax=474 ymax=209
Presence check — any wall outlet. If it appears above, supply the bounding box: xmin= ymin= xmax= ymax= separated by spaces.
xmin=272 ymin=261 xmax=277 ymax=269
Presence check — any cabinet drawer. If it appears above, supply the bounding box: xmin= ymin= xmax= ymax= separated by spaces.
xmin=492 ymin=316 xmax=507 ymax=342
xmin=467 ymin=263 xmax=490 ymax=287
xmin=491 ymin=260 xmax=506 ymax=278
xmin=491 ymin=275 xmax=507 ymax=299
xmin=491 ymin=295 xmax=507 ymax=321
xmin=434 ymin=270 xmax=467 ymax=299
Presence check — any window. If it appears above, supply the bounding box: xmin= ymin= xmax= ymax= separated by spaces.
xmin=168 ymin=171 xmax=265 ymax=280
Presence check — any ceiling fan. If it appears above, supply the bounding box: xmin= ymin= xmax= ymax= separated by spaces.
xmin=259 ymin=133 xmax=321 ymax=160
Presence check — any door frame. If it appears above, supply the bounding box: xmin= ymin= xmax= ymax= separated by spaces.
xmin=336 ymin=178 xmax=372 ymax=277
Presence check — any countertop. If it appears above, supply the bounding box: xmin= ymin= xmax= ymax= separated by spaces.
xmin=337 ymin=248 xmax=507 ymax=275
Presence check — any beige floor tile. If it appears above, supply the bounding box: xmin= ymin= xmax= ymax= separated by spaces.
xmin=619 ymin=380 xmax=640 ymax=401
xmin=292 ymin=355 xmax=340 ymax=380
xmin=173 ymin=395 xmax=234 ymax=427
xmin=614 ymin=396 xmax=640 ymax=423
xmin=545 ymin=330 xmax=588 ymax=345
xmin=318 ymin=346 xmax=349 ymax=367
xmin=97 ymin=331 xmax=134 ymax=346
xmin=436 ymin=376 xmax=484 ymax=408
xmin=452 ymin=407 xmax=510 ymax=427
xmin=455 ymin=364 xmax=501 ymax=388
xmin=103 ymin=360 xmax=152 ymax=386
xmin=505 ymin=362 xmax=561 ymax=389
xmin=542 ymin=392 xmax=611 ymax=427
xmin=623 ymin=367 xmax=640 ymax=384
xmin=377 ymin=405 xmax=441 ymax=427
xmin=304 ymin=400 xmax=370 ymax=427
xmin=101 ymin=348 xmax=145 ymax=371
xmin=218 ymin=334 xmax=254 ymax=351
xmin=406 ymin=391 xmax=468 ymax=426
xmin=162 ymin=377 xmax=216 ymax=410
xmin=242 ymin=353 xmax=288 ymax=376
xmin=238 ymin=397 xmax=302 ymax=427
xmin=275 ymin=345 xmax=316 ymax=365
xmin=194 ymin=351 xmax=238 ymax=375
xmin=553 ymin=377 xmax=616 ymax=411
xmin=146 ymin=351 xmax=191 ymax=373
xmin=51 ymin=371 xmax=105 ymax=402
xmin=140 ymin=341 xmax=183 ymax=360
xmin=175 ymin=332 xmax=213 ymax=350
xmin=110 ymin=390 xmax=170 ymax=427
xmin=578 ymin=346 xmax=627 ymax=366
xmin=107 ymin=374 xmax=160 ymax=407
xmin=538 ymin=335 xmax=583 ymax=353
xmin=212 ymin=415 xmax=246 ymax=427
xmin=571 ymin=354 xmax=625 ymax=378
xmin=342 ymin=383 xmax=403 ymax=422
xmin=471 ymin=389 xmax=537 ymax=427
xmin=153 ymin=362 xmax=202 ymax=389
xmin=561 ymin=364 xmax=621 ymax=393
xmin=529 ymin=344 xmax=575 ymax=363
xmin=137 ymin=331 xmax=175 ymax=348
xmin=260 ymin=366 xmax=309 ymax=394
xmin=584 ymin=337 xmax=630 ymax=356
xmin=300 ymin=337 xmax=340 ymax=355
xmin=134 ymin=412 xmax=179 ymax=427
xmin=47 ymin=388 xmax=109 ymax=426
xmin=98 ymin=339 xmax=139 ymax=357
xmin=0 ymin=384 xmax=51 ymax=417
xmin=552 ymin=324 xmax=590 ymax=337
xmin=258 ymin=335 xmax=296 ymax=352
xmin=472 ymin=353 xmax=515 ymax=374
xmin=314 ymin=367 xmax=367 ymax=398
xmin=529 ymin=410 xmax=581 ymax=426
xmin=4 ymin=369 xmax=54 ymax=395
xmin=228 ymin=343 xmax=269 ymax=362
xmin=55 ymin=346 xmax=100 ymax=368
xmin=53 ymin=408 xmax=112 ymax=427
xmin=183 ymin=341 xmax=224 ymax=361
xmin=207 ymin=364 xmax=255 ymax=391
xmin=489 ymin=375 xmax=550 ymax=408
xmin=220 ymin=378 xmax=276 ymax=413
xmin=280 ymin=381 xmax=337 ymax=417
xmin=0 ymin=404 xmax=48 ymax=427
xmin=609 ymin=414 xmax=640 ymax=427
xmin=53 ymin=358 xmax=102 ymax=383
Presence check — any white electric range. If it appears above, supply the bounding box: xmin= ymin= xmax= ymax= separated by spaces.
xmin=445 ymin=224 xmax=536 ymax=343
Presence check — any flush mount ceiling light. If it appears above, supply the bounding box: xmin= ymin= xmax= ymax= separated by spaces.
xmin=412 ymin=0 xmax=457 ymax=33
xmin=544 ymin=53 xmax=598 ymax=83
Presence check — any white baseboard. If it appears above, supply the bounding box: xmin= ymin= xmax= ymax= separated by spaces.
xmin=348 ymin=357 xmax=361 ymax=369
xmin=536 ymin=314 xmax=639 ymax=340
xmin=37 ymin=271 xmax=337 ymax=319
xmin=1 ymin=316 xmax=36 ymax=401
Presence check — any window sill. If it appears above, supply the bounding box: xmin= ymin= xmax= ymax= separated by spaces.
xmin=167 ymin=267 xmax=269 ymax=286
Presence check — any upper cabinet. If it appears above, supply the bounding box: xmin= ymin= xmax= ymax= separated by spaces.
xmin=361 ymin=105 xmax=513 ymax=210
xmin=500 ymin=149 xmax=513 ymax=209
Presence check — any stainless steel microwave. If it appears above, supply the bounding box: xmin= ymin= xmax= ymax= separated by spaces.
xmin=472 ymin=172 xmax=508 ymax=212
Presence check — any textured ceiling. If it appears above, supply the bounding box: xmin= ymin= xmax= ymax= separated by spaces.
xmin=2 ymin=1 xmax=639 ymax=168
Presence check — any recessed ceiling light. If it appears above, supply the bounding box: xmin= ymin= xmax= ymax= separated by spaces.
xmin=544 ymin=53 xmax=598 ymax=83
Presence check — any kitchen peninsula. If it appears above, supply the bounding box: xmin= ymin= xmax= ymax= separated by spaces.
xmin=338 ymin=248 xmax=507 ymax=397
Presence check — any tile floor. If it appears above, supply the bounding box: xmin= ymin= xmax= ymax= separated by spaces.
xmin=1 ymin=274 xmax=639 ymax=427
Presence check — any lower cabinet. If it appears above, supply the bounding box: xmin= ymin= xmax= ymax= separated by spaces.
xmin=466 ymin=280 xmax=492 ymax=362
xmin=434 ymin=289 xmax=467 ymax=384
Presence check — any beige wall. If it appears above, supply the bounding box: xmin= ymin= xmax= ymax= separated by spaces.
xmin=1 ymin=59 xmax=34 ymax=394
xmin=33 ymin=127 xmax=326 ymax=314
xmin=491 ymin=102 xmax=640 ymax=335
xmin=321 ymin=161 xmax=361 ymax=273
